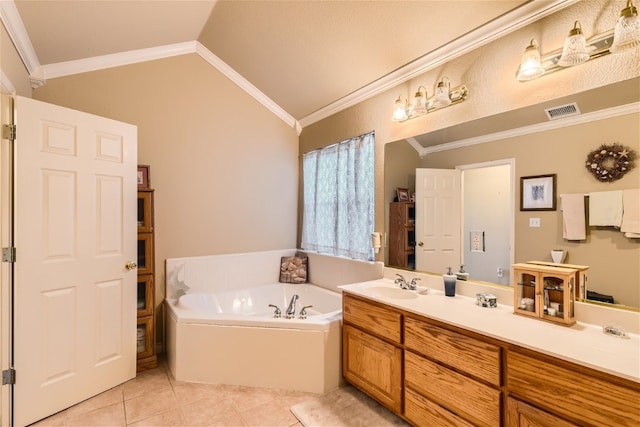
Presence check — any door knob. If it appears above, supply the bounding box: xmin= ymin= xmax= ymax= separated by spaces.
xmin=417 ymin=241 xmax=424 ymax=247
xmin=125 ymin=261 xmax=138 ymax=270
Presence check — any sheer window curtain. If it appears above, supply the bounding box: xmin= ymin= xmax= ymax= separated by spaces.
xmin=302 ymin=131 xmax=375 ymax=261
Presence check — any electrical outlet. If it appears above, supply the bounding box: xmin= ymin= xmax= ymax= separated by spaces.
xmin=529 ymin=217 xmax=541 ymax=227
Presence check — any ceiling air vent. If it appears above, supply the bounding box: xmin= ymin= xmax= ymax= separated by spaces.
xmin=544 ymin=102 xmax=581 ymax=120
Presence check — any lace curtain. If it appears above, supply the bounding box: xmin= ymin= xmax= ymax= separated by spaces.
xmin=301 ymin=131 xmax=375 ymax=261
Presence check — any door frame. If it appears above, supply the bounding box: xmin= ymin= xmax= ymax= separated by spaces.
xmin=456 ymin=158 xmax=515 ymax=282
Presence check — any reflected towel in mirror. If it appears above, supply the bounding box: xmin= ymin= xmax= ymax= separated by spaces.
xmin=560 ymin=193 xmax=586 ymax=240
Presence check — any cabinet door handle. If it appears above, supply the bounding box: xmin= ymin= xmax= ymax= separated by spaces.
xmin=125 ymin=261 xmax=138 ymax=270
xmin=417 ymin=241 xmax=424 ymax=247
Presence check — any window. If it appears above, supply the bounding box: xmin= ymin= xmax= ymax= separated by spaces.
xmin=302 ymin=131 xmax=375 ymax=261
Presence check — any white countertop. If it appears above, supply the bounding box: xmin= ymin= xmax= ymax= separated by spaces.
xmin=339 ymin=278 xmax=640 ymax=383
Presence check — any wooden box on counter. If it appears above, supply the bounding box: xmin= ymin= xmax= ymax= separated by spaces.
xmin=512 ymin=262 xmax=588 ymax=326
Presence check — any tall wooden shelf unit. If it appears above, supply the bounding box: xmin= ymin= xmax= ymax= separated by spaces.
xmin=388 ymin=202 xmax=415 ymax=269
xmin=137 ymin=189 xmax=157 ymax=372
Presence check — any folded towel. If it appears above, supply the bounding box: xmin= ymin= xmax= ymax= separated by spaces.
xmin=624 ymin=232 xmax=640 ymax=238
xmin=589 ymin=190 xmax=623 ymax=227
xmin=560 ymin=193 xmax=586 ymax=240
xmin=621 ymin=188 xmax=640 ymax=234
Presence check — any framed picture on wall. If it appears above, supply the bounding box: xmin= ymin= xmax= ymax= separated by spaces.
xmin=520 ymin=174 xmax=556 ymax=211
xmin=396 ymin=187 xmax=410 ymax=202
xmin=137 ymin=165 xmax=150 ymax=189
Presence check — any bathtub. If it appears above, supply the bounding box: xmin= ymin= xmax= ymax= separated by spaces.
xmin=165 ymin=249 xmax=384 ymax=393
xmin=165 ymin=282 xmax=343 ymax=393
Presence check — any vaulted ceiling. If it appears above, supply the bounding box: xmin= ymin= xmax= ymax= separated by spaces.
xmin=6 ymin=0 xmax=580 ymax=128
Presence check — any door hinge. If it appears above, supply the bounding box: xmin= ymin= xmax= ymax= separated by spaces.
xmin=2 ymin=124 xmax=16 ymax=141
xmin=2 ymin=368 xmax=15 ymax=385
xmin=2 ymin=247 xmax=16 ymax=263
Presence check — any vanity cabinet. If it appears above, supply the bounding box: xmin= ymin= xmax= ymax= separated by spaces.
xmin=342 ymin=294 xmax=403 ymax=413
xmin=137 ymin=189 xmax=157 ymax=372
xmin=512 ymin=263 xmax=581 ymax=326
xmin=388 ymin=202 xmax=415 ymax=269
xmin=342 ymin=290 xmax=639 ymax=427
xmin=506 ymin=348 xmax=640 ymax=426
xmin=404 ymin=317 xmax=502 ymax=427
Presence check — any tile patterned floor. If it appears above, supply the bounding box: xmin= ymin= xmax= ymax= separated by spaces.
xmin=30 ymin=356 xmax=316 ymax=427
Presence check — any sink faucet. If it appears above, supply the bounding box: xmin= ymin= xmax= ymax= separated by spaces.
xmin=285 ymin=294 xmax=299 ymax=319
xmin=395 ymin=274 xmax=420 ymax=290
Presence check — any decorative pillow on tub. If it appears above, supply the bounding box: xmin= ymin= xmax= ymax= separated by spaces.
xmin=279 ymin=256 xmax=308 ymax=284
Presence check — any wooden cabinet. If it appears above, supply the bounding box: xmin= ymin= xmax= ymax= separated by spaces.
xmin=342 ymin=290 xmax=640 ymax=427
xmin=388 ymin=202 xmax=415 ymax=269
xmin=342 ymin=294 xmax=402 ymax=413
xmin=137 ymin=189 xmax=157 ymax=372
xmin=404 ymin=316 xmax=502 ymax=427
xmin=513 ymin=263 xmax=584 ymax=326
xmin=507 ymin=349 xmax=640 ymax=427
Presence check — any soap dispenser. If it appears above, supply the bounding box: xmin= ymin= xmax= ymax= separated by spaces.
xmin=443 ymin=267 xmax=457 ymax=297
xmin=456 ymin=265 xmax=469 ymax=281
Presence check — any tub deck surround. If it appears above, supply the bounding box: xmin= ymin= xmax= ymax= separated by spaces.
xmin=165 ymin=250 xmax=384 ymax=394
xmin=339 ymin=277 xmax=640 ymax=383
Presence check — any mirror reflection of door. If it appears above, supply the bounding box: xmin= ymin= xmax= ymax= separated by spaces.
xmin=415 ymin=168 xmax=461 ymax=275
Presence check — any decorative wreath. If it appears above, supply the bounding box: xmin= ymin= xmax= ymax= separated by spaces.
xmin=585 ymin=143 xmax=636 ymax=182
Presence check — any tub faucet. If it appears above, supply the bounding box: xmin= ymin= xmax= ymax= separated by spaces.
xmin=286 ymin=294 xmax=299 ymax=319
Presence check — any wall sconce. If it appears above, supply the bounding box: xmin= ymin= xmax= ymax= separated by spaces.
xmin=391 ymin=79 xmax=468 ymax=122
xmin=516 ymin=0 xmax=639 ymax=82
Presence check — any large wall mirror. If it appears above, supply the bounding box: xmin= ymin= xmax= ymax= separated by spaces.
xmin=383 ymin=80 xmax=640 ymax=310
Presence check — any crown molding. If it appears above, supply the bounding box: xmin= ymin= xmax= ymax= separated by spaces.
xmin=194 ymin=42 xmax=300 ymax=134
xmin=419 ymin=102 xmax=640 ymax=156
xmin=40 ymin=41 xmax=197 ymax=81
xmin=0 ymin=69 xmax=17 ymax=95
xmin=0 ymin=0 xmax=40 ymax=75
xmin=298 ymin=0 xmax=578 ymax=128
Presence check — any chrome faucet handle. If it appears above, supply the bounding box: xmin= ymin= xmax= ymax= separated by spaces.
xmin=299 ymin=305 xmax=313 ymax=319
xmin=409 ymin=277 xmax=421 ymax=290
xmin=268 ymin=304 xmax=281 ymax=318
xmin=394 ymin=273 xmax=407 ymax=288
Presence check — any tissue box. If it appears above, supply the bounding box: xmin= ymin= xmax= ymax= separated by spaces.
xmin=476 ymin=292 xmax=497 ymax=308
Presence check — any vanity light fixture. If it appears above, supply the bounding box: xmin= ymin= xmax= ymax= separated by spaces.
xmin=391 ymin=80 xmax=468 ymax=122
xmin=517 ymin=0 xmax=640 ymax=82
xmin=516 ymin=39 xmax=545 ymax=81
xmin=432 ymin=77 xmax=453 ymax=108
xmin=611 ymin=0 xmax=640 ymax=52
xmin=558 ymin=21 xmax=590 ymax=66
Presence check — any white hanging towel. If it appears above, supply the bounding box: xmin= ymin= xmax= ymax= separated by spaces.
xmin=560 ymin=193 xmax=586 ymax=240
xmin=621 ymin=188 xmax=640 ymax=237
xmin=588 ymin=190 xmax=623 ymax=227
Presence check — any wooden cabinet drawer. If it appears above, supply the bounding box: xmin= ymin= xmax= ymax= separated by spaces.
xmin=405 ymin=316 xmax=501 ymax=386
xmin=343 ymin=293 xmax=401 ymax=344
xmin=507 ymin=350 xmax=640 ymax=426
xmin=405 ymin=387 xmax=474 ymax=427
xmin=405 ymin=351 xmax=501 ymax=427
xmin=343 ymin=324 xmax=402 ymax=413
xmin=506 ymin=397 xmax=578 ymax=427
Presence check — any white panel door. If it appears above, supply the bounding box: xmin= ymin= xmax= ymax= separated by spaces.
xmin=12 ymin=96 xmax=137 ymax=426
xmin=415 ymin=168 xmax=461 ymax=274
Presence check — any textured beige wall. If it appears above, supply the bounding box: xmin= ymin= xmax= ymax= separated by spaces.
xmin=298 ymin=0 xmax=640 ymax=304
xmin=421 ymin=113 xmax=640 ymax=307
xmin=33 ymin=54 xmax=300 ymax=341
xmin=1 ymin=23 xmax=32 ymax=96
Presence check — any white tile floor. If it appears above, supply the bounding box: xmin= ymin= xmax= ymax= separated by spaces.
xmin=30 ymin=356 xmax=317 ymax=427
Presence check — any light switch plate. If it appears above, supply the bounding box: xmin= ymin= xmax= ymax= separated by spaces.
xmin=529 ymin=218 xmax=541 ymax=227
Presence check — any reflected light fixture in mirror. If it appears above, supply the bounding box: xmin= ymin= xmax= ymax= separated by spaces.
xmin=516 ymin=1 xmax=640 ymax=82
xmin=611 ymin=0 xmax=640 ymax=51
xmin=558 ymin=21 xmax=590 ymax=66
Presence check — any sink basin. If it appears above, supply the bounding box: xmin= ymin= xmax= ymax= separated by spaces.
xmin=365 ymin=286 xmax=418 ymax=300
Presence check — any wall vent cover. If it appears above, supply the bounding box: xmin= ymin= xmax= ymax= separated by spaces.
xmin=545 ymin=102 xmax=581 ymax=120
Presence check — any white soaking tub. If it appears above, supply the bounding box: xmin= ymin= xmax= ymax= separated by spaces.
xmin=165 ymin=282 xmax=343 ymax=393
